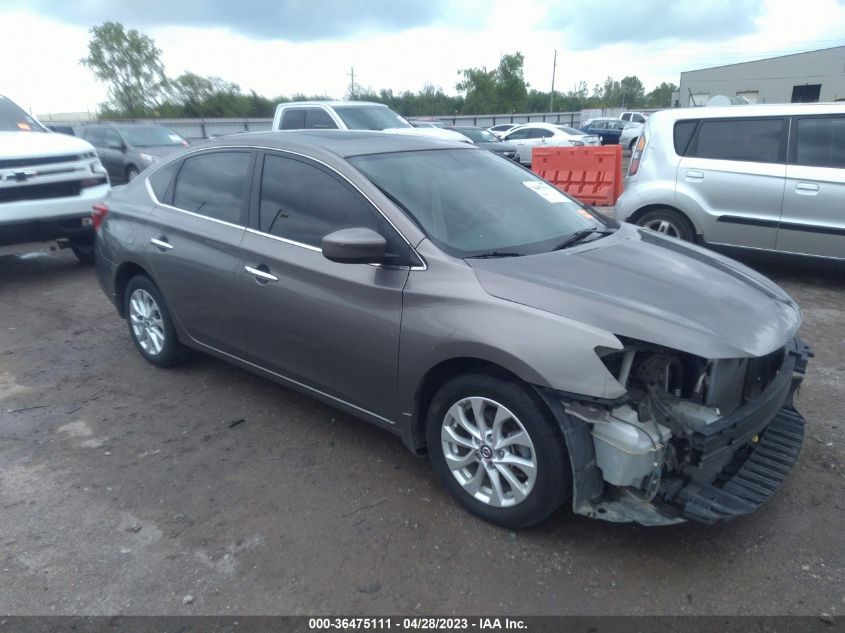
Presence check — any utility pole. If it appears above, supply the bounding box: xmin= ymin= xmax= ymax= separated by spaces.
xmin=549 ymin=49 xmax=557 ymax=113
xmin=348 ymin=67 xmax=356 ymax=100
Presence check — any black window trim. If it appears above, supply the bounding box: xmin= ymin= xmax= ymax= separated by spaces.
xmin=685 ymin=115 xmax=788 ymax=164
xmin=144 ymin=148 xmax=256 ymax=229
xmin=787 ymin=112 xmax=845 ymax=168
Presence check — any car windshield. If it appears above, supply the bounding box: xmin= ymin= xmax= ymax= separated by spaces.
xmin=556 ymin=125 xmax=584 ymax=135
xmin=351 ymin=149 xmax=607 ymax=257
xmin=455 ymin=128 xmax=497 ymax=143
xmin=334 ymin=105 xmax=412 ymax=130
xmin=0 ymin=96 xmax=47 ymax=132
xmin=119 ymin=126 xmax=185 ymax=147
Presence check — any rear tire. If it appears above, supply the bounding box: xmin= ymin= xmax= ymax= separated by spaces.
xmin=426 ymin=373 xmax=571 ymax=529
xmin=628 ymin=137 xmax=638 ymax=150
xmin=126 ymin=165 xmax=140 ymax=182
xmin=635 ymin=207 xmax=696 ymax=242
xmin=124 ymin=275 xmax=188 ymax=367
xmin=70 ymin=239 xmax=95 ymax=264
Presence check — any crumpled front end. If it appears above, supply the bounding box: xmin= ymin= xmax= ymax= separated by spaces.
xmin=539 ymin=336 xmax=812 ymax=525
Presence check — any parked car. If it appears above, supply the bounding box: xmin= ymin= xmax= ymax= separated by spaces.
xmin=620 ymin=111 xmax=648 ymax=124
xmin=81 ymin=123 xmax=188 ymax=184
xmin=95 ymin=130 xmax=809 ymax=529
xmin=501 ymin=123 xmax=600 ymax=165
xmin=487 ymin=123 xmax=521 ymax=139
xmin=619 ymin=121 xmax=643 ymax=150
xmin=0 ymin=94 xmax=109 ymax=263
xmin=450 ymin=126 xmax=519 ymax=161
xmin=579 ymin=118 xmax=629 ymax=144
xmin=45 ymin=124 xmax=77 ymax=136
xmin=617 ymin=103 xmax=845 ymax=260
xmin=272 ymin=101 xmax=469 ymax=143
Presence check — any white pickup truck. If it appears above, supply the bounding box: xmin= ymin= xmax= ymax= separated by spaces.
xmin=272 ymin=101 xmax=470 ymax=143
xmin=0 ymin=95 xmax=110 ymax=262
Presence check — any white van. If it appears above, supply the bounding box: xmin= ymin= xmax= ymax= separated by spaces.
xmin=616 ymin=103 xmax=845 ymax=260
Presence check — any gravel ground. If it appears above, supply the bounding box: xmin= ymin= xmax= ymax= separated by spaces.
xmin=0 ymin=249 xmax=842 ymax=616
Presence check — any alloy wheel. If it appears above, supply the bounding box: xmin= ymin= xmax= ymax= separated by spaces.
xmin=643 ymin=218 xmax=681 ymax=237
xmin=440 ymin=396 xmax=537 ymax=508
xmin=129 ymin=288 xmax=165 ymax=356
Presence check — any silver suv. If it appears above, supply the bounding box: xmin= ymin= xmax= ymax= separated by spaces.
xmin=616 ymin=103 xmax=845 ymax=260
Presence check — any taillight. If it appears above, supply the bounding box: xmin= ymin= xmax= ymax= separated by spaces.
xmin=628 ymin=133 xmax=648 ymax=176
xmin=91 ymin=203 xmax=109 ymax=231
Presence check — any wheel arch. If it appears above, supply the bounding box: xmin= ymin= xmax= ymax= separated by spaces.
xmin=627 ymin=204 xmax=701 ymax=240
xmin=114 ymin=261 xmax=152 ymax=318
xmin=406 ymin=357 xmax=549 ymax=455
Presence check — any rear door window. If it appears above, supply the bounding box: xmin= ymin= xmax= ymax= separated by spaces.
xmin=793 ymin=116 xmax=845 ymax=168
xmin=304 ymin=108 xmax=337 ymax=129
xmin=688 ymin=118 xmax=786 ymax=164
xmin=172 ymin=151 xmax=252 ymax=225
xmin=280 ymin=109 xmax=306 ymax=130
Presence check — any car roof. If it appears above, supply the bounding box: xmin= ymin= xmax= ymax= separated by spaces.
xmin=277 ymin=101 xmax=388 ymax=108
xmin=184 ymin=129 xmax=471 ymax=159
xmin=651 ymin=102 xmax=845 ymax=124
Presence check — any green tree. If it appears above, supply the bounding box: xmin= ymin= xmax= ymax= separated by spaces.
xmin=619 ymin=76 xmax=645 ymax=108
xmin=645 ymin=82 xmax=678 ymax=108
xmin=496 ymin=53 xmax=528 ymax=112
xmin=80 ymin=21 xmax=169 ymax=116
xmin=456 ymin=52 xmax=528 ymax=114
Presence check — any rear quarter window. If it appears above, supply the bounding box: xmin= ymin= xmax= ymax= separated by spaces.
xmin=280 ymin=109 xmax=306 ymax=130
xmin=148 ymin=160 xmax=181 ymax=204
xmin=673 ymin=120 xmax=698 ymax=155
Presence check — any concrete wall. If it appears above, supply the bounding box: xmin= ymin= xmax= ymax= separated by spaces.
xmin=678 ymin=46 xmax=845 ymax=107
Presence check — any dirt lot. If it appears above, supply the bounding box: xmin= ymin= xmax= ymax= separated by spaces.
xmin=0 ymin=249 xmax=843 ymax=616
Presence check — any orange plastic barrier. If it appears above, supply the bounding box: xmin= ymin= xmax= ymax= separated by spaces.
xmin=531 ymin=144 xmax=623 ymax=207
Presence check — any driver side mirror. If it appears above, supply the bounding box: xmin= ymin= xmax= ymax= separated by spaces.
xmin=321 ymin=227 xmax=386 ymax=264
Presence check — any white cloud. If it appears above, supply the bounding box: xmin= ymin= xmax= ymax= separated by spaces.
xmin=3 ymin=0 xmax=845 ymax=115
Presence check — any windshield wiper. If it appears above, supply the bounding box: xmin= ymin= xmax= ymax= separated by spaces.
xmin=552 ymin=227 xmax=616 ymax=251
xmin=466 ymin=251 xmax=522 ymax=259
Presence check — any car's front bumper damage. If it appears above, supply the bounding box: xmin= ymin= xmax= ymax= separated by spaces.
xmin=538 ymin=337 xmax=812 ymax=526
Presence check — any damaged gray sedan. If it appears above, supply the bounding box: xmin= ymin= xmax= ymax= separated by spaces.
xmin=94 ymin=131 xmax=810 ymax=528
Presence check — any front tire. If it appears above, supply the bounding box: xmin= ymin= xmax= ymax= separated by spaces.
xmin=426 ymin=373 xmax=571 ymax=529
xmin=635 ymin=207 xmax=696 ymax=242
xmin=126 ymin=165 xmax=140 ymax=182
xmin=124 ymin=276 xmax=188 ymax=367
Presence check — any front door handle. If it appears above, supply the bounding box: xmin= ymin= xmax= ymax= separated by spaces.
xmin=795 ymin=182 xmax=819 ymax=194
xmin=150 ymin=237 xmax=173 ymax=251
xmin=685 ymin=170 xmax=704 ymax=181
xmin=244 ymin=264 xmax=278 ymax=283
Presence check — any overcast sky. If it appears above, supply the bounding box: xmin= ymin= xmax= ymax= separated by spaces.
xmin=4 ymin=0 xmax=845 ymax=115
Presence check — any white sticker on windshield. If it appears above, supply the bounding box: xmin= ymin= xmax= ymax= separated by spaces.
xmin=523 ymin=180 xmax=567 ymax=203
xmin=168 ymin=134 xmax=182 ymax=142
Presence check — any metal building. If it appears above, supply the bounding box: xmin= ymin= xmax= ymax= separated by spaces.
xmin=676 ymin=45 xmax=845 ymax=107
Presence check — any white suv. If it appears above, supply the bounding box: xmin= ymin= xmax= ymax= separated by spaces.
xmin=0 ymin=95 xmax=109 ymax=262
xmin=616 ymin=103 xmax=845 ymax=261
xmin=271 ymin=101 xmax=469 ymax=143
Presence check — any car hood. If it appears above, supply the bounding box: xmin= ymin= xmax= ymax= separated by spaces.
xmin=384 ymin=127 xmax=471 ymax=143
xmin=476 ymin=141 xmax=517 ymax=152
xmin=134 ymin=145 xmax=184 ymax=158
xmin=466 ymin=224 xmax=801 ymax=359
xmin=0 ymin=130 xmax=96 ymax=159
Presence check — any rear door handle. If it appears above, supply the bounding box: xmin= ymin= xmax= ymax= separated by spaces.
xmin=795 ymin=182 xmax=819 ymax=194
xmin=244 ymin=264 xmax=278 ymax=283
xmin=150 ymin=237 xmax=173 ymax=251
xmin=685 ymin=170 xmax=704 ymax=181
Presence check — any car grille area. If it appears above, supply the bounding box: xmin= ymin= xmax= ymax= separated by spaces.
xmin=0 ymin=178 xmax=105 ymax=203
